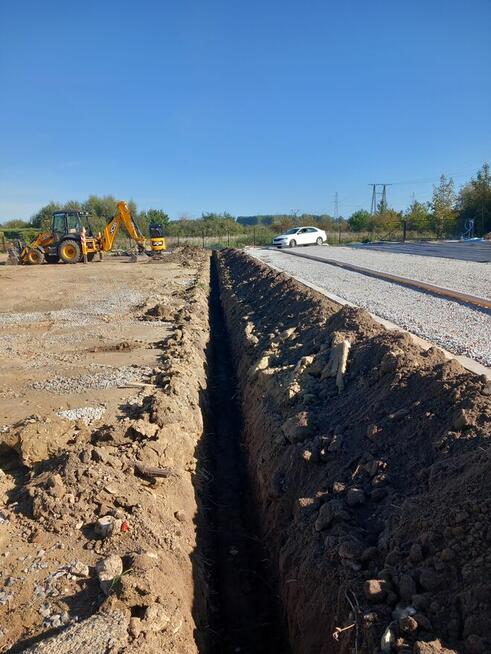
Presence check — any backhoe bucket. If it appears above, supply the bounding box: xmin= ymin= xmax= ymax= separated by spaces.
xmin=6 ymin=241 xmax=23 ymax=265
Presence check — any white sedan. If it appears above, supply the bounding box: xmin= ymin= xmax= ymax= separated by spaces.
xmin=272 ymin=226 xmax=327 ymax=248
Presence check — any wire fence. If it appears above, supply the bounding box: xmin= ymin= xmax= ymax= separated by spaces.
xmin=0 ymin=219 xmax=469 ymax=255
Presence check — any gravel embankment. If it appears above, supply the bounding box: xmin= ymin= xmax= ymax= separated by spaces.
xmin=269 ymin=245 xmax=491 ymax=299
xmin=250 ymin=248 xmax=491 ymax=367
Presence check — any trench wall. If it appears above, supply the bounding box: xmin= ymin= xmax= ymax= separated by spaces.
xmin=217 ymin=249 xmax=491 ymax=654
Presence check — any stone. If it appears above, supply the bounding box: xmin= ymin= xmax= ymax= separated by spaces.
xmin=128 ymin=420 xmax=159 ymax=439
xmin=346 ymin=488 xmax=365 ymax=506
xmin=174 ymin=510 xmax=186 ymax=522
xmin=70 ymin=561 xmax=89 ymax=577
xmin=399 ymin=615 xmax=418 ymax=633
xmin=94 ymin=515 xmax=122 ymax=539
xmin=332 ymin=481 xmax=346 ymax=494
xmin=144 ymin=604 xmax=170 ymax=632
xmin=413 ymin=640 xmax=457 ymax=654
xmin=363 ymin=579 xmax=388 ymax=601
xmin=96 ymin=555 xmax=123 ymax=595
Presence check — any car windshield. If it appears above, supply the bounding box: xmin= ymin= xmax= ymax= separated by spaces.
xmin=285 ymin=228 xmax=299 ymax=234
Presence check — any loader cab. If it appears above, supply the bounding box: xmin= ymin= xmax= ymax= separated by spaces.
xmin=52 ymin=211 xmax=93 ymax=237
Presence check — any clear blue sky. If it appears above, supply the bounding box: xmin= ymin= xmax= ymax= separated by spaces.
xmin=1 ymin=0 xmax=490 ymax=221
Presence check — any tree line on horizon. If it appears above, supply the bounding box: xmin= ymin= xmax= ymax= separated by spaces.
xmin=2 ymin=163 xmax=490 ymax=239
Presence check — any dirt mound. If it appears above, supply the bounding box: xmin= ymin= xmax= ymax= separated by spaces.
xmin=218 ymin=249 xmax=491 ymax=654
xmin=147 ymin=246 xmax=204 ymax=267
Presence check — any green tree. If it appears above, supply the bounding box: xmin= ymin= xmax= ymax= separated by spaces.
xmin=371 ymin=208 xmax=401 ymax=233
xmin=456 ymin=162 xmax=491 ymax=236
xmin=30 ymin=202 xmax=63 ymax=230
xmin=1 ymin=219 xmax=29 ymax=228
xmin=431 ymin=175 xmax=456 ymax=237
xmin=348 ymin=210 xmax=371 ymax=232
xmin=404 ymin=200 xmax=431 ymax=231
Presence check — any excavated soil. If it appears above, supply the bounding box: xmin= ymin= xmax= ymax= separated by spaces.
xmin=217 ymin=249 xmax=491 ymax=654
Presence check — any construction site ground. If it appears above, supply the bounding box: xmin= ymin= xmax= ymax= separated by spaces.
xmin=0 ymin=250 xmax=212 ymax=653
xmin=0 ymin=247 xmax=490 ymax=654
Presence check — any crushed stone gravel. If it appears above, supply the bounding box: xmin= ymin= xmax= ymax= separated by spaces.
xmin=250 ymin=247 xmax=491 ymax=367
xmin=0 ymin=291 xmax=146 ymax=327
xmin=32 ymin=366 xmax=152 ymax=395
xmin=56 ymin=406 xmax=106 ymax=424
xmin=279 ymin=245 xmax=491 ymax=299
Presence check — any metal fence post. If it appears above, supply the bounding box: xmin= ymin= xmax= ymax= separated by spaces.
xmin=253 ymin=227 xmax=256 ymax=246
xmin=202 ymin=231 xmax=205 ymax=248
xmin=227 ymin=232 xmax=230 ymax=247
xmin=402 ymin=220 xmax=407 ymax=242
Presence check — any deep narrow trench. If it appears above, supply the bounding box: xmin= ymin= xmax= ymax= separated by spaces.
xmin=201 ymin=254 xmax=290 ymax=654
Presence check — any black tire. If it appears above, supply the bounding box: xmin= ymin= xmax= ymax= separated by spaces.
xmin=59 ymin=239 xmax=81 ymax=264
xmin=316 ymin=237 xmax=323 ymax=246
xmin=25 ymin=249 xmax=44 ymax=265
xmin=289 ymin=239 xmax=297 ymax=248
xmin=87 ymin=252 xmax=95 ymax=262
xmin=45 ymin=254 xmax=59 ymax=264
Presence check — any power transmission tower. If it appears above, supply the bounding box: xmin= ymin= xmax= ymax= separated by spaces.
xmin=369 ymin=184 xmax=391 ymax=214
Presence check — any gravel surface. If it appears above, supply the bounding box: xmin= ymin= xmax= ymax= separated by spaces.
xmin=0 ymin=291 xmax=146 ymax=327
xmin=57 ymin=405 xmax=106 ymax=423
xmin=272 ymin=245 xmax=491 ymax=299
xmin=250 ymin=248 xmax=491 ymax=367
xmin=32 ymin=366 xmax=152 ymax=394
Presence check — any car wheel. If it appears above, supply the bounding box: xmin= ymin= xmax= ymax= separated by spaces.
xmin=289 ymin=239 xmax=297 ymax=248
xmin=316 ymin=237 xmax=323 ymax=246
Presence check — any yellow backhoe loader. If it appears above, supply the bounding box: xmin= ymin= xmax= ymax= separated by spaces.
xmin=12 ymin=201 xmax=166 ymax=265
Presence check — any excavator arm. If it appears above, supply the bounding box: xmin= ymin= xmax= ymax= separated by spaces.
xmin=100 ymin=201 xmax=147 ymax=252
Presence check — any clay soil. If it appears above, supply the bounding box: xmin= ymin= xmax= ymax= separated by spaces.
xmin=218 ymin=249 xmax=491 ymax=654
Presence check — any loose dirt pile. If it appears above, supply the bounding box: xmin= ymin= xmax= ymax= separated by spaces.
xmin=147 ymin=246 xmax=204 ymax=268
xmin=0 ymin=253 xmax=211 ymax=653
xmin=217 ymin=249 xmax=491 ymax=654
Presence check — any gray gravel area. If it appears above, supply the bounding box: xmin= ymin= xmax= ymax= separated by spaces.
xmin=57 ymin=405 xmax=106 ymax=423
xmin=32 ymin=366 xmax=152 ymax=395
xmin=0 ymin=290 xmax=146 ymax=327
xmin=273 ymin=245 xmax=491 ymax=299
xmin=250 ymin=248 xmax=491 ymax=367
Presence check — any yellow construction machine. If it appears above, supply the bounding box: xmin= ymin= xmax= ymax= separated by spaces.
xmin=12 ymin=201 xmax=166 ymax=265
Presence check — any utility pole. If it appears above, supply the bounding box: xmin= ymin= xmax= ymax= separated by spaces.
xmin=334 ymin=192 xmax=341 ymax=244
xmin=369 ymin=184 xmax=391 ymax=214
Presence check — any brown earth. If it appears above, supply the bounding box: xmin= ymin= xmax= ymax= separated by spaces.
xmin=0 ymin=253 xmax=211 ymax=652
xmin=217 ymin=249 xmax=491 ymax=654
